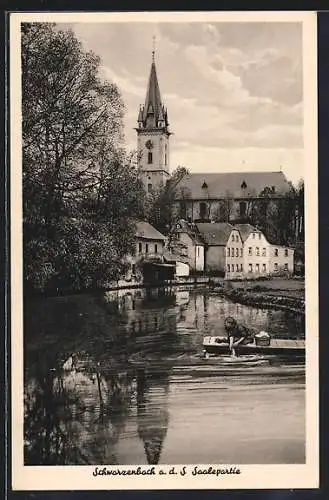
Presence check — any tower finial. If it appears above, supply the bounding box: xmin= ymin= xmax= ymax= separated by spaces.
xmin=152 ymin=35 xmax=156 ymax=62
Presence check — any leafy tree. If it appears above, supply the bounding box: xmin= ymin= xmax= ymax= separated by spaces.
xmin=146 ymin=166 xmax=189 ymax=235
xmin=22 ymin=23 xmax=146 ymax=293
xmin=250 ymin=183 xmax=303 ymax=246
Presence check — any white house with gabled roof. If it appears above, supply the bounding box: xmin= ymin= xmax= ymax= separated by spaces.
xmin=234 ymin=224 xmax=294 ymax=276
xmin=234 ymin=224 xmax=270 ymax=276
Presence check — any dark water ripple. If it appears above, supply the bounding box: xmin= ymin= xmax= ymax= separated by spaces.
xmin=24 ymin=288 xmax=305 ymax=465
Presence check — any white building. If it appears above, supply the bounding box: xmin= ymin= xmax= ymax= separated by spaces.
xmin=268 ymin=245 xmax=294 ymax=274
xmin=234 ymin=224 xmax=294 ymax=277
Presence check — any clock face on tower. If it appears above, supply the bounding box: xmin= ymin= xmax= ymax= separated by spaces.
xmin=145 ymin=140 xmax=154 ymax=150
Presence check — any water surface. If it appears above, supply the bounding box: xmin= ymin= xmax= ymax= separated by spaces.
xmin=24 ymin=287 xmax=305 ymax=465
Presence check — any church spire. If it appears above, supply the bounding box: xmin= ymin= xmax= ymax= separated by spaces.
xmin=137 ymin=43 xmax=169 ymax=131
xmin=152 ymin=34 xmax=156 ymax=63
xmin=135 ymin=44 xmax=171 ymax=190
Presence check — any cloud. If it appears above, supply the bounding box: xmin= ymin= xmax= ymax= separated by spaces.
xmin=172 ymin=145 xmax=304 ymax=185
xmin=100 ymin=65 xmax=145 ymax=98
xmin=65 ymin=20 xmax=304 ymax=176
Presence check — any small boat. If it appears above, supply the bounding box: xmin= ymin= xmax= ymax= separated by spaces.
xmin=203 ymin=336 xmax=305 ymax=357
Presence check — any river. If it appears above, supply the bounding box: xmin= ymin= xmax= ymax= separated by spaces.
xmin=24 ymin=287 xmax=305 ymax=466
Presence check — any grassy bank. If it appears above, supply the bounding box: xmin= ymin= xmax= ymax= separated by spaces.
xmin=216 ymin=279 xmax=305 ymax=314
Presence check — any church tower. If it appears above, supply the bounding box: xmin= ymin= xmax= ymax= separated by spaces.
xmin=136 ymin=49 xmax=171 ymax=193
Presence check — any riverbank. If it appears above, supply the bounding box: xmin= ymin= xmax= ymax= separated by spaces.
xmin=216 ymin=279 xmax=305 ymax=315
xmin=25 ymin=276 xmax=305 ymax=315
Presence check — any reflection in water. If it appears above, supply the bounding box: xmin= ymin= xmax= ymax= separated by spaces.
xmin=24 ymin=288 xmax=305 ymax=465
xmin=137 ymin=368 xmax=170 ymax=465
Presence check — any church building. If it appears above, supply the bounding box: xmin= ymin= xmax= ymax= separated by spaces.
xmin=136 ymin=50 xmax=171 ymax=193
xmin=136 ymin=50 xmax=300 ymax=245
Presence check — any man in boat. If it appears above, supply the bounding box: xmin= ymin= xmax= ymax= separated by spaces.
xmin=224 ymin=317 xmax=254 ymax=357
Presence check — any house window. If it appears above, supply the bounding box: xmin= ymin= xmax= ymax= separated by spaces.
xmin=248 ymin=247 xmax=252 ymax=256
xmin=235 ymin=248 xmax=239 ymax=257
xmin=132 ymin=264 xmax=136 ymax=275
xmin=258 ymin=233 xmax=261 ymax=240
xmin=227 ymin=248 xmax=230 ymax=257
xmin=138 ymin=242 xmax=142 ymax=253
xmin=147 ymin=183 xmax=153 ymax=193
xmin=285 ymin=249 xmax=288 ymax=257
xmin=239 ymin=201 xmax=247 ymax=217
xmin=262 ymin=248 xmax=266 ymax=256
xmin=155 ymin=244 xmax=158 ymax=254
xmin=240 ymin=248 xmax=243 ymax=257
xmin=249 ymin=263 xmax=253 ymax=273
xmin=227 ymin=264 xmax=230 ymax=272
xmin=197 ymin=247 xmax=200 ymax=257
xmin=145 ymin=243 xmax=149 ymax=253
xmin=231 ymin=247 xmax=234 ymax=256
xmin=284 ymin=263 xmax=288 ymax=270
xmin=263 ymin=263 xmax=266 ymax=273
xmin=236 ymin=264 xmax=239 ymax=272
xmin=240 ymin=264 xmax=243 ymax=272
xmin=256 ymin=247 xmax=260 ymax=256
xmin=148 ymin=151 xmax=153 ymax=164
xmin=274 ymin=263 xmax=278 ymax=271
xmin=256 ymin=263 xmax=260 ymax=273
xmin=199 ymin=202 xmax=207 ymax=219
xmin=232 ymin=234 xmax=235 ymax=241
xmin=274 ymin=248 xmax=278 ymax=257
xmin=252 ymin=233 xmax=255 ymax=239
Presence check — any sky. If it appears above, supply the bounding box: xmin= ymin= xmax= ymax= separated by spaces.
xmin=64 ymin=21 xmax=304 ymax=185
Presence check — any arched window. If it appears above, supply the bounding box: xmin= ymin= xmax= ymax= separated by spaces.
xmin=199 ymin=202 xmax=207 ymax=219
xmin=147 ymin=183 xmax=152 ymax=193
xmin=179 ymin=201 xmax=187 ymax=219
xmin=239 ymin=201 xmax=247 ymax=217
xmin=148 ymin=151 xmax=153 ymax=164
xmin=164 ymin=144 xmax=167 ymax=166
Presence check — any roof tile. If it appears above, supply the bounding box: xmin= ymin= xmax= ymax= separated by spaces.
xmin=175 ymin=171 xmax=291 ymax=199
xmin=135 ymin=221 xmax=166 ymax=241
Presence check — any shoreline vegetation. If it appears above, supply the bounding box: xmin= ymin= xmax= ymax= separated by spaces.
xmin=221 ymin=286 xmax=305 ymax=315
xmin=25 ymin=276 xmax=305 ymax=315
xmin=216 ymin=277 xmax=305 ymax=315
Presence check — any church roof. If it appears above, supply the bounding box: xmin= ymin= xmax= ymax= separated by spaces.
xmin=196 ymin=222 xmax=234 ymax=246
xmin=175 ymin=171 xmax=291 ymax=199
xmin=135 ymin=221 xmax=166 ymax=241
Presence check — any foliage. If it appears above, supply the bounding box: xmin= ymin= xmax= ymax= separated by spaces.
xmin=250 ymin=182 xmax=304 ymax=246
xmin=146 ymin=166 xmax=189 ymax=234
xmin=22 ymin=23 xmax=146 ymax=293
